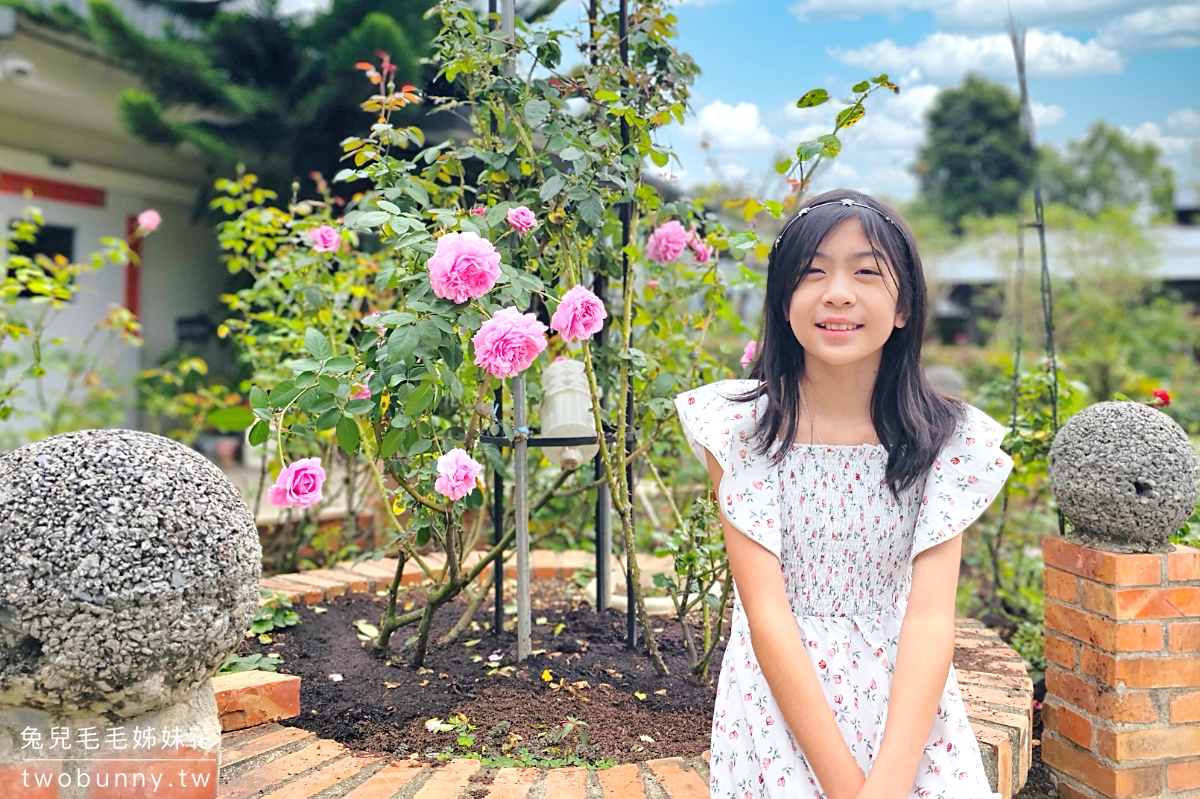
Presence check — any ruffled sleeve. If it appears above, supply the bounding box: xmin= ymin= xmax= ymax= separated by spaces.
xmin=910 ymin=403 xmax=1015 ymax=561
xmin=674 ymin=379 xmax=783 ymax=559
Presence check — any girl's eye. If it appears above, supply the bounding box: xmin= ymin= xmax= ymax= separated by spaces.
xmin=859 ymin=269 xmax=881 ymax=276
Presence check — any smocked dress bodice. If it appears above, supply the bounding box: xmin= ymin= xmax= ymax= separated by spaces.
xmin=778 ymin=443 xmax=924 ymax=619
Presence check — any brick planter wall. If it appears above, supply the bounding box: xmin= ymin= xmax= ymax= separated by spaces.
xmin=1042 ymin=535 xmax=1200 ymax=798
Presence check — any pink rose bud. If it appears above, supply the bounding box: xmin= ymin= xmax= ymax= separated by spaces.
xmin=306 ymin=225 xmax=342 ymax=253
xmin=550 ymin=284 xmax=607 ymax=343
xmin=647 ymin=279 xmax=659 ymax=289
xmin=469 ymin=207 xmax=488 ymax=217
xmin=740 ymin=340 xmax=757 ymax=369
xmin=137 ymin=209 xmax=162 ymax=233
xmin=268 ymin=457 xmax=326 ymax=508
xmin=506 ymin=206 xmax=537 ymax=234
xmin=687 ymin=226 xmax=713 ymax=263
xmin=645 ymin=220 xmax=688 ymax=264
xmin=435 ymin=448 xmax=483 ymax=501
xmin=472 ymin=307 xmax=548 ymax=378
xmin=352 ymin=383 xmax=372 ymax=400
xmin=427 ymin=231 xmax=502 ymax=304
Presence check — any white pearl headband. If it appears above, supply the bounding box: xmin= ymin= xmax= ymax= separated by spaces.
xmin=772 ymin=197 xmax=904 ymax=253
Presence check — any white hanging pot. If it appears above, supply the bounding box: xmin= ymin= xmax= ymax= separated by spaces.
xmin=536 ymin=358 xmax=600 ymax=471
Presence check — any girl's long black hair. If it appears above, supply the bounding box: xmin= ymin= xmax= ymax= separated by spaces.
xmin=723 ymin=188 xmax=966 ymax=501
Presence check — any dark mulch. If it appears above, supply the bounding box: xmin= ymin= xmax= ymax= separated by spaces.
xmin=237 ymin=578 xmax=723 ymax=764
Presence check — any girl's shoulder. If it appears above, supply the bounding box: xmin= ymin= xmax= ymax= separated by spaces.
xmin=673 ymin=379 xmax=765 ymax=463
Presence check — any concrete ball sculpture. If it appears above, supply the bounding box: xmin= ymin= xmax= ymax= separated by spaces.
xmin=1048 ymin=401 xmax=1200 ymax=553
xmin=0 ymin=429 xmax=262 ymax=719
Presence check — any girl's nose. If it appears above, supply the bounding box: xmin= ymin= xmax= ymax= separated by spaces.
xmin=822 ymin=274 xmax=856 ymax=305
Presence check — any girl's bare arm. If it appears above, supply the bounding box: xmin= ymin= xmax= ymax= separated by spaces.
xmin=706 ymin=449 xmax=866 ymax=799
xmin=857 ymin=534 xmax=962 ymax=799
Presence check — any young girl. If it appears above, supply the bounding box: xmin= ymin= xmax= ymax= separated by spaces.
xmin=675 ymin=189 xmax=1014 ymax=799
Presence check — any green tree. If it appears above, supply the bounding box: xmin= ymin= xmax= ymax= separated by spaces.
xmin=71 ymin=0 xmax=567 ymax=195
xmin=913 ymin=74 xmax=1035 ymax=231
xmin=1039 ymin=121 xmax=1176 ymax=220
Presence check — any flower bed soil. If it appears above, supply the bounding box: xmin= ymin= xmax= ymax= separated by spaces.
xmin=237 ymin=578 xmax=722 ymax=764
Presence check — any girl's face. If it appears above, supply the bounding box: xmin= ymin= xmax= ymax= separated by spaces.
xmin=785 ymin=217 xmax=907 ymax=369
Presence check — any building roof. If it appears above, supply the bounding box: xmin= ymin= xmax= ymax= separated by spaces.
xmin=926 ymin=225 xmax=1200 ymax=285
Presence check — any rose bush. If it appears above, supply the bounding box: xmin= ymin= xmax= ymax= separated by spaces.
xmin=229 ymin=0 xmax=893 ymax=673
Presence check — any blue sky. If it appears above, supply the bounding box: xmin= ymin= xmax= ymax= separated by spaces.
xmin=545 ymin=0 xmax=1200 ymax=205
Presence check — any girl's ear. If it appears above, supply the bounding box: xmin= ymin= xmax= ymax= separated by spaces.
xmin=894 ymin=311 xmax=908 ymax=329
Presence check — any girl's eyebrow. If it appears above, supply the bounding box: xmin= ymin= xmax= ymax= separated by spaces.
xmin=812 ymin=249 xmax=889 ymax=261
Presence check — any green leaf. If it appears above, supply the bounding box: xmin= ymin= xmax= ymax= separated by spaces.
xmin=336 ymin=416 xmax=359 ymax=454
xmin=851 ymin=80 xmax=870 ymax=93
xmin=324 ymin=356 xmax=355 ymax=373
xmin=579 ymin=195 xmax=605 ymax=228
xmin=206 ymin=406 xmax=255 ymax=431
xmin=775 ymin=159 xmax=793 ymax=174
xmin=649 ymin=149 xmax=669 ymax=167
xmin=387 ymin=326 xmax=420 ymax=363
xmin=249 ymin=386 xmax=267 ymax=410
xmin=817 ymin=133 xmax=842 ymax=157
xmin=539 ymin=173 xmax=566 ymax=202
xmin=870 ymin=73 xmax=890 ymax=85
xmin=797 ymin=140 xmax=823 ymax=161
xmin=524 ymin=98 xmax=552 ymax=127
xmin=344 ymin=399 xmax=375 ymax=415
xmin=353 ymin=211 xmax=390 ymax=228
xmin=559 ymin=146 xmax=585 ymax=162
xmin=305 ymin=328 xmax=332 ymax=360
xmin=381 ymin=427 xmax=404 ymax=458
xmin=314 ymin=407 xmax=342 ymax=431
xmin=836 ymin=104 xmax=865 ymax=129
xmin=248 ymin=420 xmax=270 ymax=446
xmin=290 ymin=358 xmax=321 ymax=373
xmin=594 ymin=89 xmax=619 ymax=102
xmin=406 ymin=383 xmax=435 ymax=416
xmin=796 ymin=88 xmax=829 ymax=108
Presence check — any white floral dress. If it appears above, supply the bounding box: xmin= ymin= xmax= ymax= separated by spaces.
xmin=674 ymin=380 xmax=1015 ymax=799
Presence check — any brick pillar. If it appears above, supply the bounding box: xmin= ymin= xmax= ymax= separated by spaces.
xmin=1041 ymin=535 xmax=1200 ymax=798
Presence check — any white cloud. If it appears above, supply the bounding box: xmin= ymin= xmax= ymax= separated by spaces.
xmin=1166 ymin=108 xmax=1200 ymax=137
xmin=1032 ymin=102 xmax=1065 ymax=127
xmin=1122 ymin=109 xmax=1200 ymax=200
xmin=720 ymin=163 xmax=750 ymax=182
xmin=789 ymin=0 xmax=1183 ymax=33
xmin=830 ymin=29 xmax=1123 ymax=81
xmin=1098 ymin=4 xmax=1200 ymax=52
xmin=681 ymin=100 xmax=777 ymax=151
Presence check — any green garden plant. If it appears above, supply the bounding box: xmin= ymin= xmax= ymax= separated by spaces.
xmin=1 ymin=205 xmax=147 ymax=450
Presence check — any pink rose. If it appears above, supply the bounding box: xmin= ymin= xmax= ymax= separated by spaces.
xmin=472 ymin=307 xmax=548 ymax=378
xmin=137 ymin=209 xmax=161 ymax=233
xmin=689 ymin=229 xmax=713 ymax=263
xmin=647 ymin=279 xmax=659 ymax=289
xmin=645 ymin=220 xmax=688 ymax=264
xmin=506 ymin=206 xmax=537 ymax=233
xmin=469 ymin=207 xmax=487 ymax=217
xmin=306 ymin=225 xmax=341 ymax=253
xmin=740 ymin=340 xmax=757 ymax=369
xmin=352 ymin=383 xmax=371 ymax=400
xmin=427 ymin=231 xmax=502 ymax=304
xmin=550 ymin=284 xmax=607 ymax=343
xmin=268 ymin=457 xmax=326 ymax=508
xmin=435 ymin=448 xmax=483 ymax=501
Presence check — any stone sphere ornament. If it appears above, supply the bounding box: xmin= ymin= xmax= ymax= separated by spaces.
xmin=1048 ymin=401 xmax=1200 ymax=553
xmin=0 ymin=429 xmax=261 ymax=719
